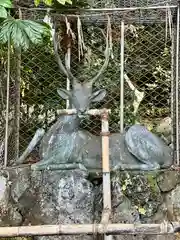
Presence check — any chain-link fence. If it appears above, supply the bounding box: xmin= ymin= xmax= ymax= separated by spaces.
xmin=0 ymin=4 xmax=177 ymax=167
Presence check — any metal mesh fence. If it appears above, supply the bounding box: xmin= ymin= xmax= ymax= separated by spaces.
xmin=0 ymin=6 xmax=176 ymax=166
xmin=89 ymin=0 xmax=176 ymax=8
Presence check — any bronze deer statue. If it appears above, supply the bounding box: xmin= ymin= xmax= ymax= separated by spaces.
xmin=29 ymin=24 xmax=173 ymax=171
xmin=17 ymin=19 xmax=172 ymax=171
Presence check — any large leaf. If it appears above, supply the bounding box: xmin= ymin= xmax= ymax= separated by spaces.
xmin=0 ymin=18 xmax=51 ymax=50
xmin=0 ymin=0 xmax=12 ymax=8
xmin=0 ymin=6 xmax=7 ymax=18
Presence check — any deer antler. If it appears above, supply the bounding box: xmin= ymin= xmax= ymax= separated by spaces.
xmin=52 ymin=29 xmax=78 ymax=85
xmin=88 ymin=15 xmax=111 ymax=84
xmin=52 ymin=16 xmax=111 ymax=86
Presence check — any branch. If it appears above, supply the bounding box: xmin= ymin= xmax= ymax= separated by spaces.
xmin=15 ymin=128 xmax=45 ymax=165
xmin=124 ymin=73 xmax=145 ymax=116
xmin=89 ymin=16 xmax=111 ymax=84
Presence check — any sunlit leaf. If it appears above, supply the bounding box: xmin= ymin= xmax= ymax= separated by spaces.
xmin=43 ymin=0 xmax=53 ymax=6
xmin=34 ymin=0 xmax=41 ymax=6
xmin=122 ymin=184 xmax=126 ymax=191
xmin=64 ymin=0 xmax=72 ymax=4
xmin=56 ymin=0 xmax=72 ymax=5
xmin=138 ymin=207 xmax=146 ymax=215
xmin=0 ymin=0 xmax=12 ymax=8
xmin=57 ymin=0 xmax=65 ymax=4
xmin=0 ymin=6 xmax=7 ymax=18
xmin=0 ymin=18 xmax=51 ymax=50
xmin=147 ymin=124 xmax=153 ymax=131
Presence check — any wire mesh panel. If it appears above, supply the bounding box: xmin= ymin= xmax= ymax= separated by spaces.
xmin=0 ymin=5 xmax=176 ymax=167
xmin=88 ymin=0 xmax=177 ymax=8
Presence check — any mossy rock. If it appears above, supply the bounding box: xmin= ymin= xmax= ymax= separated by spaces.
xmin=157 ymin=170 xmax=180 ymax=192
xmin=111 ymin=171 xmax=163 ymax=219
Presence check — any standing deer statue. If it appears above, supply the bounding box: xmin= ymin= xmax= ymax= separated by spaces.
xmin=17 ymin=19 xmax=173 ymax=171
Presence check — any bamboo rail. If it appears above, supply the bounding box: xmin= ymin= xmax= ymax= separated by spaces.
xmin=0 ymin=222 xmax=179 ymax=237
xmin=57 ymin=109 xmax=111 ymax=115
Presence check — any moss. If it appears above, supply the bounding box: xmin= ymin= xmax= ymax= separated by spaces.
xmin=146 ymin=172 xmax=159 ymax=194
xmin=111 ymin=170 xmax=163 ymax=218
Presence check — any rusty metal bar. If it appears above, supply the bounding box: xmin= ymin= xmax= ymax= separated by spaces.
xmin=101 ymin=111 xmax=112 ymax=240
xmin=171 ymin=19 xmax=175 ymax=158
xmin=0 ymin=222 xmax=178 ymax=237
xmin=175 ymin=1 xmax=180 ymax=165
xmin=4 ymin=28 xmax=11 ymax=168
xmin=120 ymin=20 xmax=124 ymax=134
xmin=14 ymin=5 xmax=178 ymax=13
xmin=66 ymin=49 xmax=71 ymax=109
xmin=65 ymin=19 xmax=71 ymax=109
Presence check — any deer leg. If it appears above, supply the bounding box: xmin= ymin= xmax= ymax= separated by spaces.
xmin=113 ymin=162 xmax=160 ymax=171
xmin=31 ymin=162 xmax=87 ymax=171
xmin=15 ymin=128 xmax=45 ymax=165
xmin=31 ymin=149 xmax=87 ymax=171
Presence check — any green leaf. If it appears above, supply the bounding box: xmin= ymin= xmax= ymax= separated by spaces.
xmin=56 ymin=0 xmax=65 ymax=4
xmin=122 ymin=184 xmax=126 ymax=191
xmin=56 ymin=0 xmax=72 ymax=4
xmin=0 ymin=18 xmax=51 ymax=50
xmin=65 ymin=0 xmax=72 ymax=4
xmin=138 ymin=207 xmax=146 ymax=215
xmin=34 ymin=0 xmax=41 ymax=6
xmin=43 ymin=0 xmax=53 ymax=6
xmin=0 ymin=0 xmax=12 ymax=8
xmin=0 ymin=6 xmax=7 ymax=18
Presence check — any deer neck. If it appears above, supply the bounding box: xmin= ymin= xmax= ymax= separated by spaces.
xmin=59 ymin=104 xmax=81 ymax=132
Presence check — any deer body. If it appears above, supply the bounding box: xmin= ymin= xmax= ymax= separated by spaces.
xmin=73 ymin=130 xmax=172 ymax=171
xmin=31 ymin=114 xmax=173 ymax=171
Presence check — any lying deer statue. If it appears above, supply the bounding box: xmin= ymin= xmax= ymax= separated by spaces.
xmin=28 ymin=25 xmax=173 ymax=171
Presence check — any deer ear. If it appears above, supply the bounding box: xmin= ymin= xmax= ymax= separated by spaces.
xmin=90 ymin=89 xmax=106 ymax=102
xmin=57 ymin=88 xmax=71 ymax=100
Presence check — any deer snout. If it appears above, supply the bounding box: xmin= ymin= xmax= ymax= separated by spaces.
xmin=78 ymin=108 xmax=87 ymax=118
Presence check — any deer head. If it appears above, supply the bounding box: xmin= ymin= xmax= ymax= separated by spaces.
xmin=53 ymin=25 xmax=110 ymax=118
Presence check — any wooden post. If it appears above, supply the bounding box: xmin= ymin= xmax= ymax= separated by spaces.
xmin=101 ymin=110 xmax=112 ymax=240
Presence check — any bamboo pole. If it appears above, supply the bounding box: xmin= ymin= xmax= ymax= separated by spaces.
xmin=101 ymin=111 xmax=112 ymax=240
xmin=55 ymin=108 xmax=111 ymax=115
xmin=0 ymin=222 xmax=177 ymax=237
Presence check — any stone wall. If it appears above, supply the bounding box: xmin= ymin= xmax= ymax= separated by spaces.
xmin=0 ymin=166 xmax=179 ymax=240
